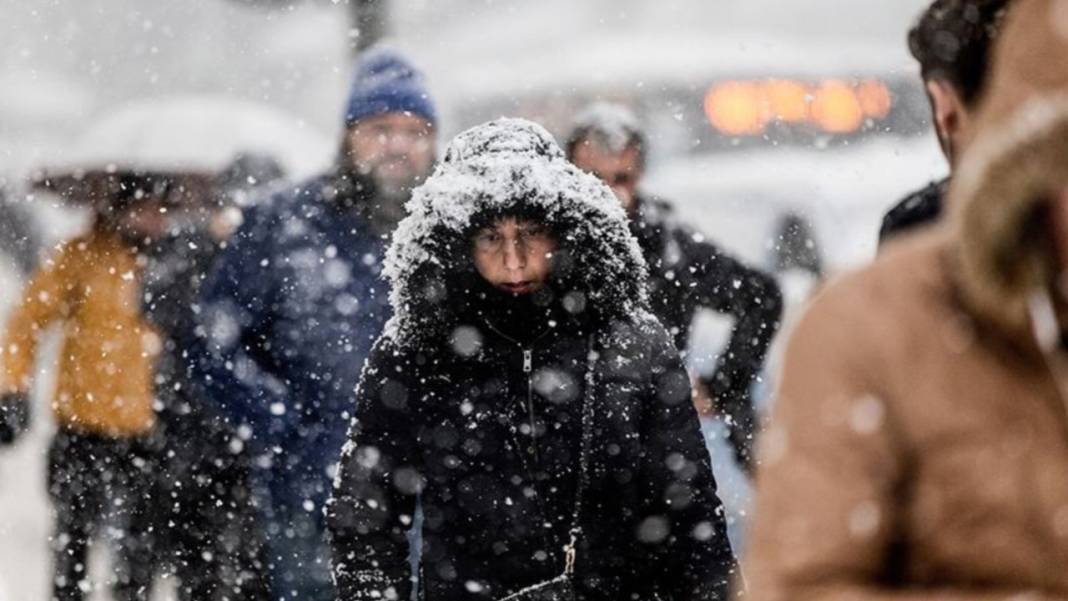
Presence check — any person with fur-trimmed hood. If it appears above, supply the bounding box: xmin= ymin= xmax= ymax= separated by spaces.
xmin=745 ymin=0 xmax=1068 ymax=599
xmin=327 ymin=119 xmax=737 ymax=601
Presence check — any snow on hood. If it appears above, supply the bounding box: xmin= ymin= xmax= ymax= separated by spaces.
xmin=382 ymin=117 xmax=649 ymax=347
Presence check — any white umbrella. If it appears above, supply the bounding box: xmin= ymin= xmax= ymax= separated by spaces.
xmin=46 ymin=94 xmax=334 ymax=180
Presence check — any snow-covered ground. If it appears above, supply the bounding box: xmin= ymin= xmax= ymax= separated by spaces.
xmin=0 ymin=350 xmax=55 ymax=601
xmin=0 ymin=419 xmax=180 ymax=601
xmin=0 ymin=263 xmax=37 ymax=601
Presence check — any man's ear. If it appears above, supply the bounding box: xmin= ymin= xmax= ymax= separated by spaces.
xmin=926 ymin=79 xmax=970 ymax=164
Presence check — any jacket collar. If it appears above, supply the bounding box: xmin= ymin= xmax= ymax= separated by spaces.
xmin=628 ymin=195 xmax=674 ymax=257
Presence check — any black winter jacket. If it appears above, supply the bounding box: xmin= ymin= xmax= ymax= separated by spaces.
xmin=327 ymin=119 xmax=737 ymax=601
xmin=631 ymin=197 xmax=782 ymax=470
xmin=878 ymin=179 xmax=947 ymax=247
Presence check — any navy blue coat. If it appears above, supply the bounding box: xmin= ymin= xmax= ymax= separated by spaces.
xmin=878 ymin=178 xmax=947 ymax=247
xmin=196 ymin=174 xmax=391 ymax=508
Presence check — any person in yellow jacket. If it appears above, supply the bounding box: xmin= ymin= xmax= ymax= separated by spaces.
xmin=0 ymin=182 xmax=167 ymax=601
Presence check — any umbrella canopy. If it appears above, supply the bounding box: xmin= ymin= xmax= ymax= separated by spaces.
xmin=33 ymin=169 xmax=214 ymax=210
xmin=32 ymin=94 xmax=333 ymax=206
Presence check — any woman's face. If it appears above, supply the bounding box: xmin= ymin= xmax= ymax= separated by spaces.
xmin=471 ymin=217 xmax=557 ymax=295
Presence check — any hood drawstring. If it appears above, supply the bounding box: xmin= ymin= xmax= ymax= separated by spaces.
xmin=1027 ymin=290 xmax=1068 ymax=429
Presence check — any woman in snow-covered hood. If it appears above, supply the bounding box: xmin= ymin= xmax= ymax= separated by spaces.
xmin=327 ymin=118 xmax=737 ymax=601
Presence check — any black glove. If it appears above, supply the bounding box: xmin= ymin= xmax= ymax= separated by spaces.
xmin=0 ymin=392 xmax=31 ymax=445
xmin=704 ymin=373 xmax=759 ymax=475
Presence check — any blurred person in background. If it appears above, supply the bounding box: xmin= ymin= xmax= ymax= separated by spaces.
xmin=142 ymin=155 xmax=284 ymax=601
xmin=753 ymin=213 xmax=825 ymax=406
xmin=194 ymin=46 xmax=438 ymax=600
xmin=566 ymin=103 xmax=783 ymax=474
xmin=746 ymin=0 xmax=1068 ymax=599
xmin=765 ymin=212 xmax=824 ymax=374
xmin=771 ymin=213 xmax=823 ymax=282
xmin=0 ymin=177 xmax=171 ymax=601
xmin=878 ymin=0 xmax=1010 ymax=245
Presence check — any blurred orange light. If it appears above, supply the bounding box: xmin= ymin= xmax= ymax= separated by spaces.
xmin=765 ymin=80 xmax=810 ymax=123
xmin=857 ymin=79 xmax=892 ymax=119
xmin=704 ymin=81 xmax=769 ymax=136
xmin=811 ymin=80 xmax=864 ymax=133
xmin=704 ymin=78 xmax=891 ymax=136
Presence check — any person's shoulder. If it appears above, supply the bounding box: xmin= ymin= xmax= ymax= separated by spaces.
xmin=640 ymin=196 xmax=687 ymax=235
xmin=639 ymin=194 xmax=676 ymax=217
xmin=356 ymin=333 xmax=448 ymax=407
xmin=57 ymin=232 xmax=96 ymax=252
xmin=879 ymin=179 xmax=947 ymax=243
xmin=797 ymin=227 xmax=953 ymax=350
xmin=890 ymin=179 xmax=946 ymax=216
xmin=35 ymin=234 xmax=90 ymax=273
xmin=366 ymin=331 xmax=442 ymax=374
xmin=630 ymin=308 xmax=674 ymax=342
xmin=872 ymin=225 xmax=955 ymax=303
xmin=230 ymin=175 xmax=331 ymax=241
xmin=658 ymin=198 xmax=727 ymax=249
xmin=638 ymin=195 xmax=726 ymax=257
xmin=246 ymin=175 xmax=324 ymax=220
xmin=368 ymin=332 xmax=405 ymax=358
xmin=601 ymin=309 xmax=678 ymax=365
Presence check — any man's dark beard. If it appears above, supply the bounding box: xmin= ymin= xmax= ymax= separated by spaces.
xmin=332 ymin=160 xmax=422 ymax=238
xmin=363 ymin=188 xmax=409 ymax=232
xmin=366 ymin=159 xmax=429 ymax=228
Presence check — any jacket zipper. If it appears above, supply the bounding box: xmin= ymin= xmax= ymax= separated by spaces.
xmin=522 ymin=349 xmax=540 ymax=464
xmin=484 ymin=321 xmax=550 ymax=464
xmin=484 ymin=321 xmax=557 ymax=557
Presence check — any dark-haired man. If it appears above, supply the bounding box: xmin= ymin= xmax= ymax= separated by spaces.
xmin=879 ymin=0 xmax=1010 ymax=244
xmin=567 ymin=103 xmax=782 ymax=474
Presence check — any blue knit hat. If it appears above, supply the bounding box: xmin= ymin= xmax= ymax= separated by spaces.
xmin=344 ymin=46 xmax=437 ymax=128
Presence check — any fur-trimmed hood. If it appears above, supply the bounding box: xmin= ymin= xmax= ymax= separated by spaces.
xmin=381 ymin=118 xmax=649 ymax=347
xmin=950 ymin=0 xmax=1068 ymax=338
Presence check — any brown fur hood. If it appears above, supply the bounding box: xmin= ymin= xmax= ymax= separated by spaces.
xmin=951 ymin=0 xmax=1068 ymax=337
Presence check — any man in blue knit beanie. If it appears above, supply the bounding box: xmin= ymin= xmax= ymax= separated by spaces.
xmin=342 ymin=44 xmax=438 ymax=233
xmin=194 ymin=44 xmax=437 ymax=601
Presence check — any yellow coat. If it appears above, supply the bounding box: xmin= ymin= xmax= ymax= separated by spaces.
xmin=1 ymin=229 xmax=158 ymax=437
